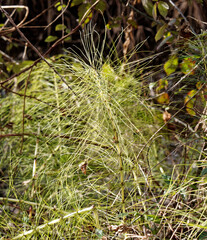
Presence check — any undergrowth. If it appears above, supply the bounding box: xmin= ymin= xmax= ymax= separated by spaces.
xmin=0 ymin=27 xmax=207 ymax=239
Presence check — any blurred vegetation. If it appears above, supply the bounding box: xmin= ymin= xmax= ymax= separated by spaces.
xmin=0 ymin=0 xmax=207 ymax=239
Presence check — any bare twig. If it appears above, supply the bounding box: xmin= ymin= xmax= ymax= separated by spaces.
xmin=0 ymin=0 xmax=100 ymax=90
xmin=44 ymin=0 xmax=70 ymax=30
xmin=168 ymin=0 xmax=196 ymax=35
xmin=168 ymin=53 xmax=207 ymax=92
xmin=136 ymin=84 xmax=206 ymax=161
xmin=43 ymin=0 xmax=101 ymax=55
xmin=22 ymin=0 xmax=59 ymax=27
xmin=0 ymin=5 xmax=29 ymax=35
xmin=174 ymin=117 xmax=199 ymax=138
xmin=0 ymin=49 xmax=18 ymax=63
xmin=0 ymin=6 xmax=76 ymax=95
xmin=1 ymin=84 xmax=57 ymax=108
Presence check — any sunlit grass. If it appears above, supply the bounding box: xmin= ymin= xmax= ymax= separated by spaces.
xmin=0 ymin=27 xmax=207 ymax=239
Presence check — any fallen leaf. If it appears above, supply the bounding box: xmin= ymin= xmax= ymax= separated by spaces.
xmin=156 ymin=92 xmax=169 ymax=104
xmin=163 ymin=111 xmax=171 ymax=123
xmin=79 ymin=161 xmax=88 ymax=175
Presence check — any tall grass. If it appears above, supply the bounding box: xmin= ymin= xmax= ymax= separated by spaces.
xmin=0 ymin=27 xmax=207 ymax=239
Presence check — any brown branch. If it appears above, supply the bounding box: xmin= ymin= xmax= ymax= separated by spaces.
xmin=1 ymin=84 xmax=56 ymax=108
xmin=0 ymin=6 xmax=76 ymax=95
xmin=0 ymin=5 xmax=29 ymax=35
xmin=22 ymin=0 xmax=59 ymax=27
xmin=136 ymin=82 xmax=206 ymax=161
xmin=0 ymin=0 xmax=100 ymax=89
xmin=44 ymin=0 xmax=70 ymax=30
xmin=0 ymin=59 xmax=40 ymax=85
xmin=0 ymin=49 xmax=18 ymax=64
xmin=43 ymin=0 xmax=101 ymax=56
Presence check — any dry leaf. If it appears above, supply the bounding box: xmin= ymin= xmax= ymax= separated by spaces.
xmin=79 ymin=161 xmax=88 ymax=175
xmin=163 ymin=111 xmax=171 ymax=123
xmin=156 ymin=92 xmax=169 ymax=104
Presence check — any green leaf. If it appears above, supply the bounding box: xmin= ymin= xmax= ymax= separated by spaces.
xmin=94 ymin=0 xmax=107 ymax=12
xmin=65 ymin=28 xmax=70 ymax=34
xmin=157 ymin=34 xmax=173 ymax=49
xmin=156 ymin=79 xmax=168 ymax=93
xmin=45 ymin=35 xmax=58 ymax=42
xmin=6 ymin=63 xmax=14 ymax=73
xmin=71 ymin=0 xmax=83 ymax=7
xmin=106 ymin=17 xmax=122 ymax=29
xmin=78 ymin=3 xmax=88 ymax=19
xmin=55 ymin=24 xmax=66 ymax=31
xmin=127 ymin=19 xmax=138 ymax=28
xmin=155 ymin=24 xmax=167 ymax=41
xmin=55 ymin=2 xmax=60 ymax=7
xmin=201 ymin=168 xmax=207 ymax=177
xmin=158 ymin=1 xmax=169 ymax=18
xmin=78 ymin=3 xmax=92 ymax=26
xmin=164 ymin=55 xmax=178 ymax=75
xmin=185 ymin=89 xmax=197 ymax=100
xmin=184 ymin=90 xmax=197 ymax=116
xmin=180 ymin=58 xmax=196 ymax=75
xmin=6 ymin=43 xmax=13 ymax=51
xmin=142 ymin=0 xmax=153 ymax=16
xmin=152 ymin=3 xmax=157 ymax=20
xmin=156 ymin=92 xmax=169 ymax=104
xmin=57 ymin=4 xmax=66 ymax=11
xmin=196 ymin=81 xmax=202 ymax=90
xmin=185 ymin=100 xmax=196 ymax=116
xmin=106 ymin=24 xmax=111 ymax=30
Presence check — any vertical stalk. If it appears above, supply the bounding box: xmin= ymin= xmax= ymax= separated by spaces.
xmin=31 ymin=124 xmax=40 ymax=198
xmin=97 ymin=70 xmax=125 ymax=220
xmin=105 ymin=102 xmax=125 ymax=220
xmin=96 ymin=63 xmax=126 ymax=219
xmin=53 ymin=73 xmax=62 ymax=156
xmin=20 ymin=68 xmax=32 ymax=154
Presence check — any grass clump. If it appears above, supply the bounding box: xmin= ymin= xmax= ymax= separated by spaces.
xmin=0 ymin=27 xmax=207 ymax=239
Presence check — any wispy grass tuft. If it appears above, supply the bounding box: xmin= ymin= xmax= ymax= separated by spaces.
xmin=0 ymin=26 xmax=207 ymax=239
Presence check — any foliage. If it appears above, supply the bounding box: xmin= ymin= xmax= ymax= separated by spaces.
xmin=1 ymin=26 xmax=207 ymax=239
xmin=0 ymin=29 xmax=155 ymax=239
xmin=1 ymin=0 xmax=207 ymax=239
xmin=138 ymin=0 xmax=207 ymax=119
